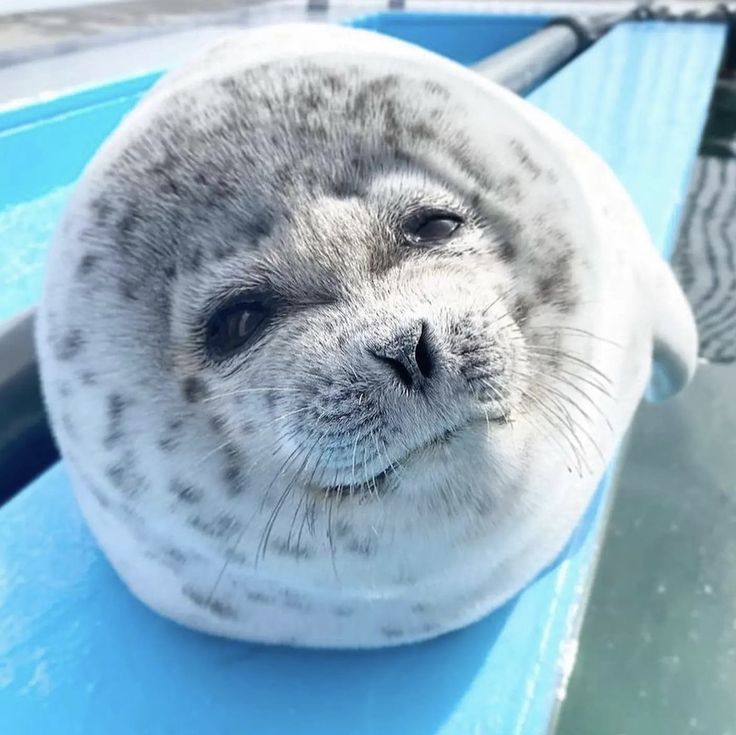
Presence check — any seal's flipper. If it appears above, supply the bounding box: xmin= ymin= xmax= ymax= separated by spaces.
xmin=646 ymin=257 xmax=698 ymax=402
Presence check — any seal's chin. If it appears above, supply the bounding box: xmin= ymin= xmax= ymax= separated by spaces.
xmin=316 ymin=421 xmax=481 ymax=497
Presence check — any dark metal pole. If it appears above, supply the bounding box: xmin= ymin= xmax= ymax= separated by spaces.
xmin=472 ymin=15 xmax=621 ymax=94
xmin=0 ymin=14 xmax=619 ymax=504
xmin=0 ymin=309 xmax=57 ymax=503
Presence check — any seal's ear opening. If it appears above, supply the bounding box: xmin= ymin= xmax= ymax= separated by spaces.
xmin=645 ymin=258 xmax=699 ymax=403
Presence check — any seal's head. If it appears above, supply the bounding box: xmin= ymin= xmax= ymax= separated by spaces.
xmin=37 ymin=24 xmax=698 ymax=647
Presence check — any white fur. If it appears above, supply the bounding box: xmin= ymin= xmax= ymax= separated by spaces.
xmin=37 ymin=24 xmax=697 ymax=648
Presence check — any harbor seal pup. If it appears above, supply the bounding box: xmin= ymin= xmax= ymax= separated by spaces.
xmin=36 ymin=23 xmax=697 ymax=648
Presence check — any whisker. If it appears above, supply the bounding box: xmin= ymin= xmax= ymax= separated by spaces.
xmin=520 ymin=389 xmax=586 ymax=476
xmin=520 ymin=345 xmax=613 ymax=385
xmin=525 ymin=325 xmax=622 ymax=348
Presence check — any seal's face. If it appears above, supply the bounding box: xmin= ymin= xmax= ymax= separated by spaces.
xmin=38 ymin=26 xmax=697 ymax=647
xmin=102 ymin=63 xmax=548 ymax=511
xmin=177 ymin=167 xmax=527 ymax=501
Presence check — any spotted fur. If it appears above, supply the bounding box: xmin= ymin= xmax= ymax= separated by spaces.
xmin=36 ymin=24 xmax=697 ymax=648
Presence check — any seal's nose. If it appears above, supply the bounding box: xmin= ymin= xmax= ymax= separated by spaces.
xmin=369 ymin=319 xmax=435 ymax=391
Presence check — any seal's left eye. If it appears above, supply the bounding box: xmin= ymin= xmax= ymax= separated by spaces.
xmin=403 ymin=210 xmax=463 ymax=245
xmin=206 ymin=301 xmax=266 ymax=359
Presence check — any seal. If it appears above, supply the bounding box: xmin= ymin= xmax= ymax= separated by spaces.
xmin=36 ymin=23 xmax=698 ymax=648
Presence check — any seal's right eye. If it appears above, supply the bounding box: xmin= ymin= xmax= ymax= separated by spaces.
xmin=402 ymin=208 xmax=464 ymax=246
xmin=205 ymin=300 xmax=266 ymax=359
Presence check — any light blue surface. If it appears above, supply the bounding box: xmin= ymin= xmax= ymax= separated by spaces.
xmin=0 ymin=17 xmax=726 ymax=735
xmin=350 ymin=12 xmax=548 ymax=66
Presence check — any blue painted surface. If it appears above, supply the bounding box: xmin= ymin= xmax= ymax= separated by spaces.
xmin=0 ymin=17 xmax=726 ymax=735
xmin=530 ymin=22 xmax=726 ymax=260
xmin=350 ymin=12 xmax=548 ymax=65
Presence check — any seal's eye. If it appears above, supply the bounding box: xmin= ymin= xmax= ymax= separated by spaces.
xmin=403 ymin=209 xmax=463 ymax=245
xmin=206 ymin=300 xmax=266 ymax=359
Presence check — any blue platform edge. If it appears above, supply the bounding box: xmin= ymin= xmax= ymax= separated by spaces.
xmin=0 ymin=16 xmax=726 ymax=735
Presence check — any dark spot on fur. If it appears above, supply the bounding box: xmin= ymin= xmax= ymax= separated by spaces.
xmin=224 ymin=548 xmax=248 ymax=565
xmin=159 ymin=416 xmax=185 ymax=451
xmin=332 ymin=177 xmax=361 ymax=199
xmin=535 ymin=252 xmax=575 ymax=310
xmin=116 ymin=209 xmax=137 ymax=238
xmin=213 ymin=243 xmax=236 ymax=260
xmin=423 ymin=80 xmax=450 ymax=98
xmin=182 ymin=585 xmax=237 ymax=619
xmin=55 ymin=329 xmax=84 ymax=361
xmin=103 ymin=392 xmax=127 ymax=448
xmin=188 ymin=513 xmax=240 ymax=539
xmin=514 ymin=297 xmax=532 ymax=324
xmin=251 ymin=211 xmax=274 ymax=242
xmin=282 ymin=590 xmax=312 ymax=612
xmin=60 ymin=413 xmax=77 ymax=439
xmin=158 ymin=435 xmax=178 ymax=452
xmin=221 ymin=443 xmax=245 ymax=496
xmin=346 ymin=536 xmax=377 ymax=557
xmin=104 ymin=450 xmax=147 ymax=497
xmin=334 ymin=605 xmax=354 ymax=618
xmin=90 ymin=196 xmax=114 ymax=227
xmin=77 ymin=253 xmax=100 ymax=276
xmin=334 ymin=520 xmax=352 ymax=539
xmin=509 ymin=139 xmax=543 ymax=179
xmin=182 ymin=376 xmax=207 ymax=403
xmin=246 ymin=591 xmax=274 ymax=605
xmin=119 ymin=280 xmax=138 ymax=302
xmin=498 ymin=239 xmax=516 ymax=262
xmin=162 ymin=546 xmax=188 ymax=565
xmin=271 ymin=538 xmax=313 ymax=560
xmin=301 ymin=87 xmax=325 ymax=112
xmin=106 ymin=463 xmax=125 ymax=489
xmin=80 ymin=370 xmax=97 ymax=385
xmin=160 ymin=173 xmax=181 ymax=197
xmin=264 ymin=390 xmax=276 ymax=410
xmin=407 ymin=122 xmax=436 ymax=142
xmin=498 ymin=175 xmax=523 ymax=202
xmin=381 ymin=626 xmax=405 ymax=639
xmin=88 ymin=482 xmax=111 ymax=509
xmin=107 ymin=393 xmax=125 ymax=421
xmin=169 ymin=479 xmax=203 ymax=504
xmin=321 ymin=72 xmax=344 ymax=94
xmin=536 ymin=274 xmax=556 ymax=302
xmin=209 ymin=415 xmax=226 ymax=434
xmin=187 ymin=246 xmax=203 ymax=272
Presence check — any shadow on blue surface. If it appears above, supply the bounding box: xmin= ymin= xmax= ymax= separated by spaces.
xmin=111 ymin=591 xmax=514 ymax=735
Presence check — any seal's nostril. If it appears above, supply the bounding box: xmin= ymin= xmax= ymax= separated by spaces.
xmin=369 ymin=319 xmax=435 ymax=391
xmin=415 ymin=321 xmax=434 ymax=380
xmin=372 ymin=353 xmax=414 ymax=390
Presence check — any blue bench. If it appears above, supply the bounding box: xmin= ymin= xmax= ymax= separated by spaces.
xmin=0 ymin=14 xmax=725 ymax=735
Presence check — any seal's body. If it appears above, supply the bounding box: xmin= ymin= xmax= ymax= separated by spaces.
xmin=37 ymin=24 xmax=697 ymax=648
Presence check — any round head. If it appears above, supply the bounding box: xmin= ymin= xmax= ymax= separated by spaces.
xmin=37 ymin=24 xmax=696 ymax=647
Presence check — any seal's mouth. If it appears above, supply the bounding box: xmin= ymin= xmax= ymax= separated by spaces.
xmin=318 ymin=425 xmax=464 ymax=497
